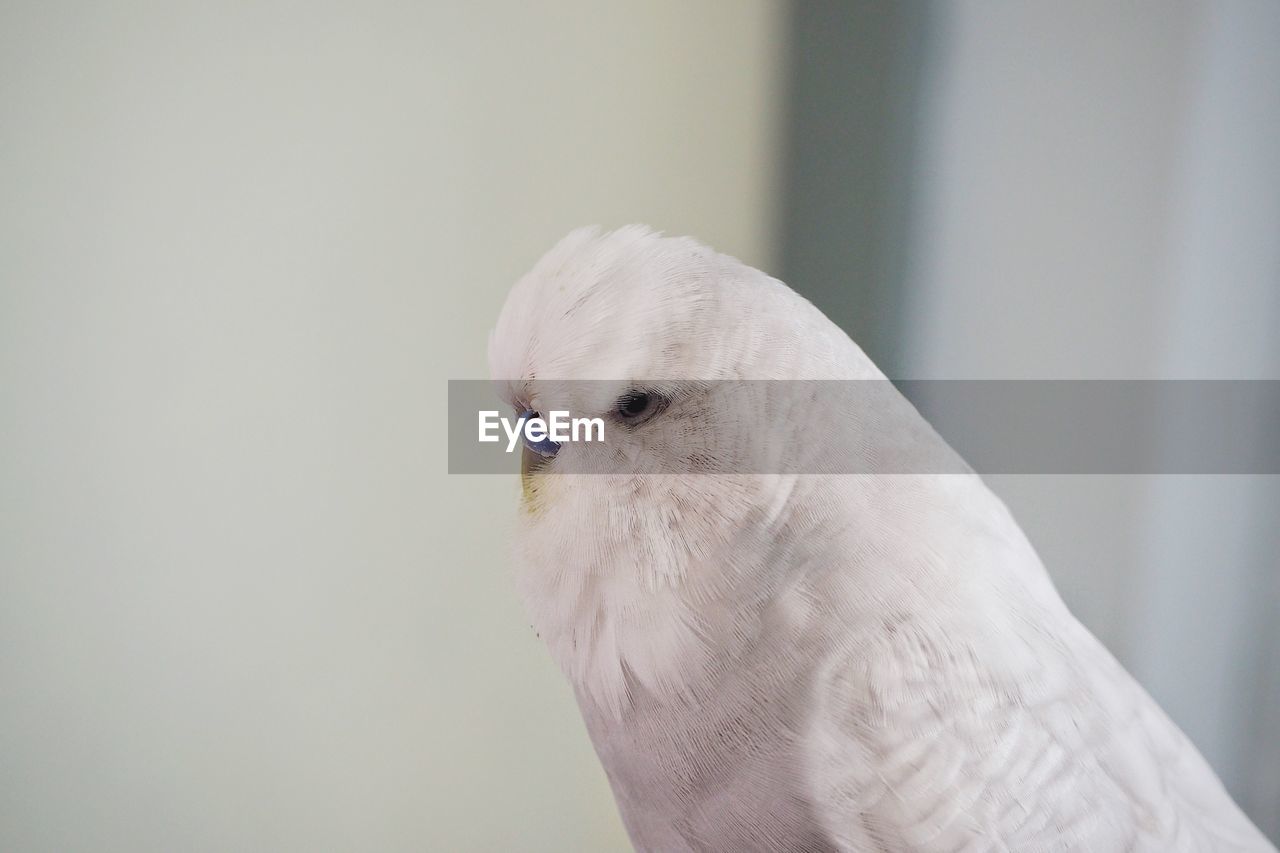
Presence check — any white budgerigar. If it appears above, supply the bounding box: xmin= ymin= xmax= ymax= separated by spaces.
xmin=488 ymin=226 xmax=1273 ymax=852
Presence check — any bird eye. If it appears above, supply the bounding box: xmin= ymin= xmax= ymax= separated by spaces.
xmin=613 ymin=387 xmax=670 ymax=427
xmin=617 ymin=391 xmax=651 ymax=418
xmin=616 ymin=389 xmax=668 ymax=425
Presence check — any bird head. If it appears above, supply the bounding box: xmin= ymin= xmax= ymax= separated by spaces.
xmin=486 ymin=225 xmax=901 ymax=711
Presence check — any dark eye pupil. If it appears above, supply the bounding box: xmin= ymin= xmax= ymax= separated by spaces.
xmin=618 ymin=391 xmax=651 ymax=417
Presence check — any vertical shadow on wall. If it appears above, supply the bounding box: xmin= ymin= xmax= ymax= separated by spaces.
xmin=776 ymin=0 xmax=933 ymax=377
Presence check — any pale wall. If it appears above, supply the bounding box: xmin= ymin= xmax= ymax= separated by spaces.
xmin=0 ymin=3 xmax=786 ymax=849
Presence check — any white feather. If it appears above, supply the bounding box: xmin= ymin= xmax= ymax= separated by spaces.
xmin=489 ymin=227 xmax=1273 ymax=852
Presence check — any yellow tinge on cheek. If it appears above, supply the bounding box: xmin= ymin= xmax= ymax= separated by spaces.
xmin=520 ymin=444 xmax=546 ymax=510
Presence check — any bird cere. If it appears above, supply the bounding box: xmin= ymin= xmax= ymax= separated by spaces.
xmin=478 ymin=409 xmax=604 ymax=454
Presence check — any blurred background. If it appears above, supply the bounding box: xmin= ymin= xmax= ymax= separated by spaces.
xmin=2 ymin=1 xmax=1276 ymax=849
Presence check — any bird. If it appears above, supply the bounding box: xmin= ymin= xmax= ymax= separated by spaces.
xmin=488 ymin=225 xmax=1274 ymax=852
